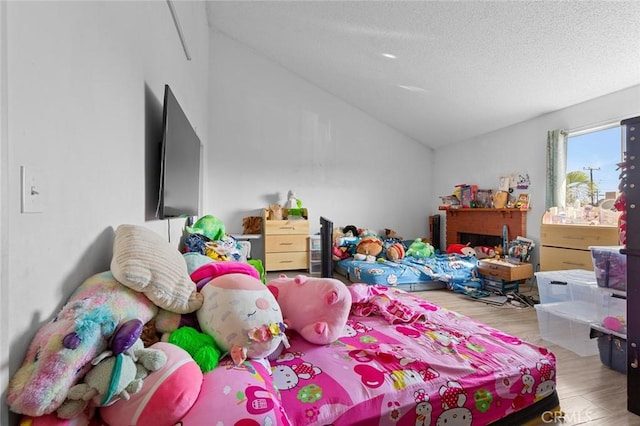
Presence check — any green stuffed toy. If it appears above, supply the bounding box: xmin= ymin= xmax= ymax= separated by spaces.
xmin=168 ymin=326 xmax=221 ymax=373
xmin=405 ymin=238 xmax=435 ymax=259
xmin=185 ymin=215 xmax=226 ymax=241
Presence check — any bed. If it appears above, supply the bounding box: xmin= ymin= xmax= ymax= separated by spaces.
xmin=181 ymin=284 xmax=560 ymax=425
xmin=8 ymin=224 xmax=559 ymax=426
xmin=336 ymin=254 xmax=481 ymax=292
xmin=320 ymin=217 xmax=481 ymax=292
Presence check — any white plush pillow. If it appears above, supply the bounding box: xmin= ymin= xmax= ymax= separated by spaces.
xmin=110 ymin=224 xmax=203 ymax=314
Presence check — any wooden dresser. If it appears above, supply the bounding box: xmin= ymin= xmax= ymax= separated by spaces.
xmin=539 ymin=223 xmax=619 ymax=271
xmin=262 ymin=208 xmax=309 ymax=272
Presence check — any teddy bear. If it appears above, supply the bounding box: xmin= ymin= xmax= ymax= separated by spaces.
xmin=57 ymin=336 xmax=167 ymax=419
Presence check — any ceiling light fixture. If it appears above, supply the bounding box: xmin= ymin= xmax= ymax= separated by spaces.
xmin=381 ymin=53 xmax=397 ymax=59
xmin=399 ymin=85 xmax=427 ymax=93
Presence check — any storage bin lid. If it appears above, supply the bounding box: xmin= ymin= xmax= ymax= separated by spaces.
xmin=535 ymin=269 xmax=597 ymax=286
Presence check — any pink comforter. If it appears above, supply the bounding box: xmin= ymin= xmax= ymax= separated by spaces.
xmin=180 ymin=285 xmax=556 ymax=425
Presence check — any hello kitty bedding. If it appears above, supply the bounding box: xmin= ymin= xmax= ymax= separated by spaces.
xmin=191 ymin=284 xmax=558 ymax=426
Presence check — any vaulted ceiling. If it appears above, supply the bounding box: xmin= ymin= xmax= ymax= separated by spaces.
xmin=206 ymin=1 xmax=640 ymax=149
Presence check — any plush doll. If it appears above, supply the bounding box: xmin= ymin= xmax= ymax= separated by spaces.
xmin=386 ymin=242 xmax=405 ymax=260
xmin=473 ymin=245 xmax=495 ymax=259
xmin=354 ymin=236 xmax=383 ymax=262
xmin=446 ymin=243 xmax=476 ymax=256
xmin=406 ymin=238 xmax=435 ymax=258
xmin=99 ymin=342 xmax=203 ymax=426
xmin=196 ymin=272 xmax=288 ymax=365
xmin=57 ymin=330 xmax=167 ymax=419
xmin=267 ymin=274 xmax=352 ymax=345
xmin=185 ymin=215 xmax=226 ymax=241
xmin=7 ymin=271 xmax=157 ymax=417
xmin=110 ymin=224 xmax=203 ymax=314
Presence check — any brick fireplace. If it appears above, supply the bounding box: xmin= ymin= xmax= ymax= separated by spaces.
xmin=442 ymin=208 xmax=529 ymax=247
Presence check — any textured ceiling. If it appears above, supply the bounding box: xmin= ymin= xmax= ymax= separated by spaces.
xmin=206 ymin=1 xmax=640 ymax=149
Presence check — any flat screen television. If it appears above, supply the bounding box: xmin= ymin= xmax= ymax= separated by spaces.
xmin=157 ymin=84 xmax=201 ymax=219
xmin=320 ymin=216 xmax=334 ymax=278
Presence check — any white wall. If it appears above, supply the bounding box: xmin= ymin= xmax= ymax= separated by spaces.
xmin=1 ymin=2 xmax=209 ymax=424
xmin=432 ymin=85 xmax=640 ymax=269
xmin=206 ymin=31 xmax=434 ymax=247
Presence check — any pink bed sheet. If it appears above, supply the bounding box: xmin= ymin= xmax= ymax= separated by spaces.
xmin=270 ymin=285 xmax=556 ymax=426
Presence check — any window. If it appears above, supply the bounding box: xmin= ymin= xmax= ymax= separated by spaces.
xmin=566 ymin=125 xmax=624 ymax=208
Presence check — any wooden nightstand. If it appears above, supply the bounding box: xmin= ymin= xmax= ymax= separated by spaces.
xmin=477 ymin=258 xmax=533 ymax=293
xmin=262 ymin=208 xmax=309 ymax=272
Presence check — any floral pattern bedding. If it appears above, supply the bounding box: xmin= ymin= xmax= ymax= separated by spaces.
xmin=195 ymin=285 xmax=557 ymax=426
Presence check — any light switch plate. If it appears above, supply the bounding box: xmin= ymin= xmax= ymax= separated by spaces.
xmin=21 ymin=166 xmax=44 ymax=213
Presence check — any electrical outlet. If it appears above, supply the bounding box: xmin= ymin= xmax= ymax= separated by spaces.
xmin=21 ymin=166 xmax=44 ymax=213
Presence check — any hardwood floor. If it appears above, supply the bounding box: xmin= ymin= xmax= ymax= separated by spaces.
xmin=267 ymin=272 xmax=639 ymax=425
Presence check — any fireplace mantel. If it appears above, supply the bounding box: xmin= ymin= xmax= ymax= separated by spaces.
xmin=440 ymin=208 xmax=529 ymax=247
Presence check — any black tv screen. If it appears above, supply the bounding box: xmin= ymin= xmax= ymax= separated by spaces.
xmin=158 ymin=84 xmax=201 ymax=219
xmin=320 ymin=216 xmax=334 ymax=278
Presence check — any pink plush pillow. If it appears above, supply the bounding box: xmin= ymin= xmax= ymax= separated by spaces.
xmin=267 ymin=274 xmax=352 ymax=344
xmin=179 ymin=359 xmax=292 ymax=426
xmin=99 ymin=342 xmax=202 ymax=426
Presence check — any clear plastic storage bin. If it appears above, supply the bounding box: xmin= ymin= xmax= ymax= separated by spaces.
xmin=589 ymin=246 xmax=627 ymax=291
xmin=535 ymin=301 xmax=599 ymax=356
xmin=535 ymin=269 xmax=598 ymax=305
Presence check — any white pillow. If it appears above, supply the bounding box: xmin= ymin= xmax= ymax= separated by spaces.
xmin=110 ymin=224 xmax=203 ymax=314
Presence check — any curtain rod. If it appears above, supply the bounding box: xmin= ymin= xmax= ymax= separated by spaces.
xmin=567 ymin=113 xmax=640 ymax=137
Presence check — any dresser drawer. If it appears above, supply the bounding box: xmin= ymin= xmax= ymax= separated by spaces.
xmin=265 ymin=251 xmax=308 ymax=270
xmin=540 ymin=224 xmax=618 ymax=250
xmin=265 ymin=235 xmax=308 ymax=253
xmin=539 ymin=246 xmax=594 ymax=271
xmin=478 ymin=260 xmax=533 ymax=282
xmin=264 ymin=220 xmax=309 ymax=235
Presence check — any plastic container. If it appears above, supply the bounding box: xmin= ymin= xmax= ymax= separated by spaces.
xmin=591 ymin=325 xmax=627 ymax=373
xmin=589 ymin=246 xmax=627 ymax=290
xmin=535 ymin=301 xmax=599 ymax=356
xmin=535 ymin=269 xmax=598 ymax=305
xmin=596 ymin=292 xmax=627 ymax=334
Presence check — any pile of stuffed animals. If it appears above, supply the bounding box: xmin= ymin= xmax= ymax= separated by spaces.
xmin=331 ymin=225 xmax=436 ymax=263
xmin=7 ymin=220 xmax=352 ymax=426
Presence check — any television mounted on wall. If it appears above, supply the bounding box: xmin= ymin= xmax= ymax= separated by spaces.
xmin=157 ymin=84 xmax=201 ymax=219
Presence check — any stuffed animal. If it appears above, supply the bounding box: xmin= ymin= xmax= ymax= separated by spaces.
xmin=355 ymin=236 xmax=383 ymax=262
xmin=57 ymin=330 xmax=167 ymax=419
xmin=386 ymin=242 xmax=405 ymax=260
xmin=473 ymin=245 xmax=495 ymax=259
xmin=267 ymin=274 xmax=352 ymax=345
xmin=446 ymin=243 xmax=476 ymax=256
xmin=406 ymin=238 xmax=435 ymax=258
xmin=99 ymin=342 xmax=203 ymax=426
xmin=185 ymin=215 xmax=226 ymax=241
xmin=196 ymin=273 xmax=288 ymax=365
xmin=168 ymin=326 xmax=221 ymax=373
xmin=7 ymin=271 xmax=157 ymax=417
xmin=110 ymin=224 xmax=203 ymax=314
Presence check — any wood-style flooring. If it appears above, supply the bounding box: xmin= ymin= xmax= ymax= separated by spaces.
xmin=267 ymin=272 xmax=639 ymax=425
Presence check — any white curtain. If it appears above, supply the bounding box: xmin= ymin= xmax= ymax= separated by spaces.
xmin=546 ymin=129 xmax=568 ymax=209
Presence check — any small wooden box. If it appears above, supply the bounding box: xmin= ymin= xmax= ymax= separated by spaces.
xmin=477 ymin=259 xmax=533 ymax=282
